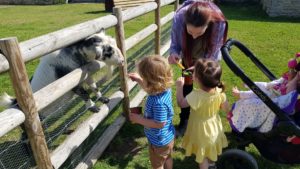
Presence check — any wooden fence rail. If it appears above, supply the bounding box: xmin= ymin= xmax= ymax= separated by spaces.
xmin=0 ymin=38 xmax=52 ymax=168
xmin=0 ymin=0 xmax=178 ymax=168
xmin=0 ymin=108 xmax=25 ymax=137
xmin=0 ymin=15 xmax=117 ymax=74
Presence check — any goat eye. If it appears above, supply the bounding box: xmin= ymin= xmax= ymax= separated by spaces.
xmin=93 ymin=38 xmax=102 ymax=43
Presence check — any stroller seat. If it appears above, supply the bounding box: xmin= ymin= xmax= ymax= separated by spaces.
xmin=217 ymin=39 xmax=300 ymax=168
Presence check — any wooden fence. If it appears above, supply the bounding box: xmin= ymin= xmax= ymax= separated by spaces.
xmin=0 ymin=0 xmax=179 ymax=168
xmin=105 ymin=0 xmax=155 ymax=11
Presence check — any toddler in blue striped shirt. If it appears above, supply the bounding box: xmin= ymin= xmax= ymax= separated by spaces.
xmin=128 ymin=55 xmax=175 ymax=169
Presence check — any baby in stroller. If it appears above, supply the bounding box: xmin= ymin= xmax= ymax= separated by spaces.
xmin=228 ymin=53 xmax=300 ymax=133
xmin=219 ymin=39 xmax=300 ymax=167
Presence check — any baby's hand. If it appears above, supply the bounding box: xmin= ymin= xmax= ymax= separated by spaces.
xmin=176 ymin=77 xmax=184 ymax=87
xmin=287 ymin=135 xmax=296 ymax=142
xmin=128 ymin=72 xmax=141 ymax=82
xmin=232 ymin=86 xmax=240 ymax=99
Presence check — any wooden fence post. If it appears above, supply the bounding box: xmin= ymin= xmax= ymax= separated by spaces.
xmin=174 ymin=0 xmax=179 ymax=11
xmin=155 ymin=0 xmax=161 ymax=55
xmin=113 ymin=8 xmax=130 ymax=118
xmin=0 ymin=38 xmax=53 ymax=169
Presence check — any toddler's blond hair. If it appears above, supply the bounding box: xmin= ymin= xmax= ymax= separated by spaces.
xmin=137 ymin=55 xmax=173 ymax=95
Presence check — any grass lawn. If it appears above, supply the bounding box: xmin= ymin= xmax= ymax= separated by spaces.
xmin=0 ymin=2 xmax=300 ymax=169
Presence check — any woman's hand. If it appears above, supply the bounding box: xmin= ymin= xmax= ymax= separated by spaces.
xmin=168 ymin=54 xmax=180 ymax=64
xmin=176 ymin=77 xmax=184 ymax=87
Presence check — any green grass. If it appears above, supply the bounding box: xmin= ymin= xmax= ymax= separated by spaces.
xmin=95 ymin=3 xmax=300 ymax=169
xmin=0 ymin=2 xmax=300 ymax=169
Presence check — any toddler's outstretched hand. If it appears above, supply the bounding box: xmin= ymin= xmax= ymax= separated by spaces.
xmin=176 ymin=77 xmax=184 ymax=87
xmin=128 ymin=72 xmax=142 ymax=82
xmin=232 ymin=86 xmax=241 ymax=99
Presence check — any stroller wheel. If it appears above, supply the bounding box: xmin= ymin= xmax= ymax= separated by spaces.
xmin=217 ymin=149 xmax=258 ymax=169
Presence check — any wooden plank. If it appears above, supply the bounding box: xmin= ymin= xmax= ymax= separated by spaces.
xmin=155 ymin=0 xmax=161 ymax=54
xmin=115 ymin=4 xmax=149 ymax=8
xmin=160 ymin=0 xmax=175 ymax=6
xmin=122 ymin=2 xmax=157 ymax=22
xmin=74 ymin=89 xmax=147 ymax=169
xmin=174 ymin=0 xmax=179 ymax=10
xmin=114 ymin=0 xmax=153 ymax=3
xmin=114 ymin=0 xmax=153 ymax=2
xmin=0 ymin=15 xmax=117 ymax=74
xmin=161 ymin=11 xmax=175 ymax=26
xmin=34 ymin=61 xmax=105 ymax=112
xmin=115 ymin=1 xmax=153 ymax=5
xmin=161 ymin=39 xmax=171 ymax=55
xmin=0 ymin=38 xmax=52 ymax=169
xmin=75 ymin=116 xmax=126 ymax=169
xmin=50 ymin=80 xmax=137 ymax=169
xmin=125 ymin=24 xmax=157 ymax=51
xmin=114 ymin=8 xmax=131 ymax=119
xmin=115 ymin=2 xmax=151 ymax=7
xmin=0 ymin=108 xmax=25 ymax=137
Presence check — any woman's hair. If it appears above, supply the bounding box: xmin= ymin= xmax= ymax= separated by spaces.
xmin=183 ymin=1 xmax=227 ymax=64
xmin=185 ymin=2 xmax=212 ymax=27
xmin=194 ymin=58 xmax=225 ymax=92
xmin=137 ymin=55 xmax=173 ymax=95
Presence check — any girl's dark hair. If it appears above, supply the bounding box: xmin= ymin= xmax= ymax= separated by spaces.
xmin=183 ymin=1 xmax=227 ymax=66
xmin=194 ymin=58 xmax=225 ymax=92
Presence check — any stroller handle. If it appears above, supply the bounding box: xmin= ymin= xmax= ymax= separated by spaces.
xmin=221 ymin=39 xmax=291 ymax=122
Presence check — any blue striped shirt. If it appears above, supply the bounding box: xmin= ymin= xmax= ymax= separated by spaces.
xmin=144 ymin=89 xmax=175 ymax=147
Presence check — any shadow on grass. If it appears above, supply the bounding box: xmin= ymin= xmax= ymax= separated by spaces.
xmin=173 ymin=155 xmax=198 ymax=169
xmin=84 ymin=10 xmax=108 ymax=15
xmin=99 ymin=121 xmax=147 ymax=169
xmin=250 ymin=149 xmax=300 ymax=169
xmin=224 ymin=131 xmax=300 ymax=169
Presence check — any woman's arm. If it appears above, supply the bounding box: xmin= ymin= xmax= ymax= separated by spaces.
xmin=169 ymin=5 xmax=186 ymax=57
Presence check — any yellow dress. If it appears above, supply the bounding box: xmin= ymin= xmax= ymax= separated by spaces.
xmin=182 ymin=88 xmax=228 ymax=163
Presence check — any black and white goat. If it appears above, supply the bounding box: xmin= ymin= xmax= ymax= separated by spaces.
xmin=0 ymin=28 xmax=124 ymax=112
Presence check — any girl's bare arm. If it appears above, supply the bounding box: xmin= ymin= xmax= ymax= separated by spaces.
xmin=176 ymin=77 xmax=189 ymax=108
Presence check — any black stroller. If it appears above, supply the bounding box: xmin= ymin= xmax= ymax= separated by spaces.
xmin=216 ymin=39 xmax=300 ymax=169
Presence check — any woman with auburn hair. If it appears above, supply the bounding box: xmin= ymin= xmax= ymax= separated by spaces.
xmin=168 ymin=0 xmax=228 ymax=135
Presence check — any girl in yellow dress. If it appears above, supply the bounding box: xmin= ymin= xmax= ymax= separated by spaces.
xmin=176 ymin=58 xmax=230 ymax=169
